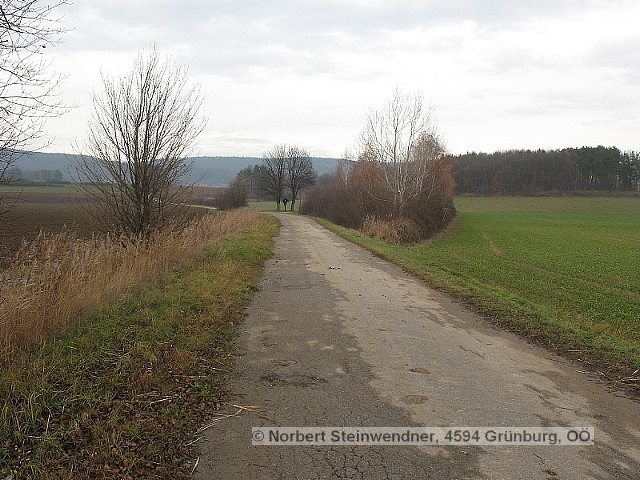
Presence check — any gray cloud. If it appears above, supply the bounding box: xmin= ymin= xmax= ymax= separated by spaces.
xmin=41 ymin=0 xmax=640 ymax=156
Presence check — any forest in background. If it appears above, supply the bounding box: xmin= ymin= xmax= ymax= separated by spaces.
xmin=452 ymin=146 xmax=639 ymax=195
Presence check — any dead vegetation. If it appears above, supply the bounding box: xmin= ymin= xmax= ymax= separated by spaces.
xmin=361 ymin=216 xmax=423 ymax=244
xmin=0 ymin=208 xmax=260 ymax=360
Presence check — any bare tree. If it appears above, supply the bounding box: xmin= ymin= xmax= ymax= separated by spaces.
xmin=0 ymin=0 xmax=68 ymax=216
xmin=260 ymin=144 xmax=288 ymax=211
xmin=259 ymin=144 xmax=317 ymax=211
xmin=303 ymin=89 xmax=455 ymax=241
xmin=360 ymin=87 xmax=445 ymax=215
xmin=285 ymin=145 xmax=316 ymax=211
xmin=75 ymin=49 xmax=206 ymax=236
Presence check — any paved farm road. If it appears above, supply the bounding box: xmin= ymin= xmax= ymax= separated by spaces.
xmin=193 ymin=213 xmax=640 ymax=480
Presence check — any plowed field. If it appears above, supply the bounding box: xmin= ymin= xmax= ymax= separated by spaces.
xmin=1 ymin=192 xmax=96 ymax=264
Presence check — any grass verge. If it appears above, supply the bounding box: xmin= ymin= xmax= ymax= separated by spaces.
xmin=314 ymin=197 xmax=640 ymax=392
xmin=0 ymin=213 xmax=280 ymax=480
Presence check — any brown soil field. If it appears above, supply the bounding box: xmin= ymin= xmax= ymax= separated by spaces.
xmin=0 ymin=192 xmax=96 ymax=265
xmin=1 ymin=187 xmax=219 ymax=266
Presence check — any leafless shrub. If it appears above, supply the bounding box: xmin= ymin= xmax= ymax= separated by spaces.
xmin=302 ymin=88 xmax=456 ymax=241
xmin=215 ymin=178 xmax=248 ymax=211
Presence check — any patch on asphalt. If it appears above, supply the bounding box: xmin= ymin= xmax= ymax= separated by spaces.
xmin=400 ymin=395 xmax=428 ymax=404
xmin=409 ymin=368 xmax=431 ymax=374
xmin=262 ymin=373 xmax=328 ymax=387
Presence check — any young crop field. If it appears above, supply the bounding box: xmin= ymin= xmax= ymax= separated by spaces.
xmin=318 ymin=196 xmax=640 ymax=384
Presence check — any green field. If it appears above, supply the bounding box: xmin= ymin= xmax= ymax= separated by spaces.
xmin=248 ymin=200 xmax=302 ymax=212
xmin=318 ymin=196 xmax=640 ymax=380
xmin=248 ymin=200 xmax=277 ymax=211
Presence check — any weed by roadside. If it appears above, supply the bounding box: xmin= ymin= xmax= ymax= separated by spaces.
xmin=0 ymin=213 xmax=279 ymax=479
xmin=361 ymin=216 xmax=423 ymax=244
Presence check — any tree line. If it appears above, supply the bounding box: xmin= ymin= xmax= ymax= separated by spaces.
xmin=6 ymin=167 xmax=64 ymax=182
xmin=453 ymin=146 xmax=640 ymax=195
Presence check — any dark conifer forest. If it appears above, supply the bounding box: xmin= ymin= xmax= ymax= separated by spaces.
xmin=453 ymin=146 xmax=639 ymax=194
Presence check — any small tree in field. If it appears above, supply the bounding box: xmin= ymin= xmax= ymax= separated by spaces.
xmin=260 ymin=144 xmax=287 ymax=210
xmin=76 ymin=50 xmax=206 ymax=236
xmin=285 ymin=145 xmax=316 ymax=211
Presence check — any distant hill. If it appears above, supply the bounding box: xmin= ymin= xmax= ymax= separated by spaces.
xmin=12 ymin=152 xmax=339 ymax=186
xmin=11 ymin=152 xmax=76 ymax=180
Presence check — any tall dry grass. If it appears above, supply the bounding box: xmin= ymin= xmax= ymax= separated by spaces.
xmin=361 ymin=216 xmax=423 ymax=244
xmin=0 ymin=208 xmax=260 ymax=360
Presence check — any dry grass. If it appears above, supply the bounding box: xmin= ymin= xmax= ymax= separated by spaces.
xmin=361 ymin=216 xmax=423 ymax=244
xmin=0 ymin=208 xmax=260 ymax=360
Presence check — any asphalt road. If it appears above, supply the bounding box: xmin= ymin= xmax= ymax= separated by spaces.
xmin=193 ymin=213 xmax=640 ymax=480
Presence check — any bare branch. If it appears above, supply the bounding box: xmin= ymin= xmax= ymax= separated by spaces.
xmin=260 ymin=144 xmax=288 ymax=211
xmin=285 ymin=145 xmax=316 ymax=211
xmin=360 ymin=87 xmax=446 ymax=215
xmin=259 ymin=144 xmax=317 ymax=211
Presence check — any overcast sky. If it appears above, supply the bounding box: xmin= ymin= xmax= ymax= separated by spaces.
xmin=40 ymin=0 xmax=640 ymax=158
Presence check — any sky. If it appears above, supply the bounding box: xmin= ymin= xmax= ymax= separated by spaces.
xmin=38 ymin=0 xmax=640 ymax=158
